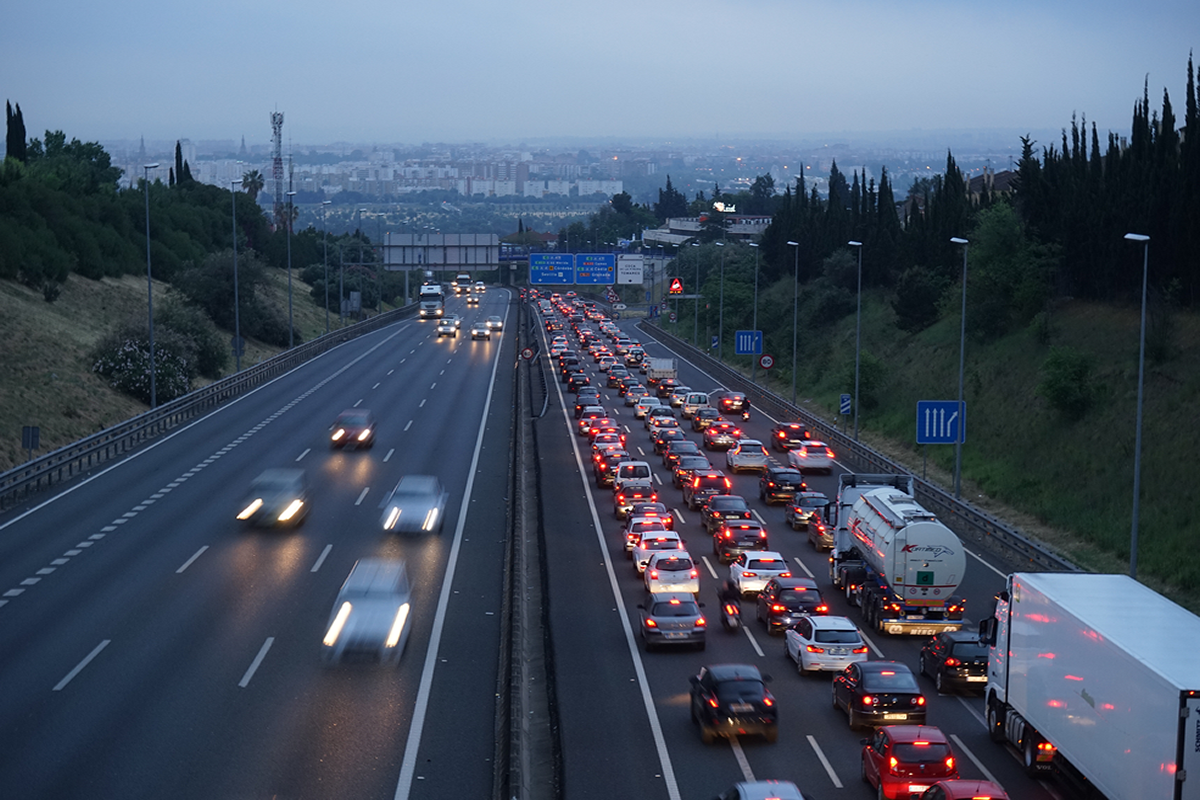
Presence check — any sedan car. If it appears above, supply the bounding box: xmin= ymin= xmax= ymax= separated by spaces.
xmin=689 ymin=664 xmax=777 ymax=743
xmin=785 ymin=491 xmax=829 ymax=530
xmin=700 ymin=494 xmax=753 ymax=533
xmin=606 ymin=367 xmax=632 ymax=388
xmin=918 ymin=630 xmax=990 ymax=693
xmin=469 ymin=321 xmax=491 ymax=339
xmin=330 ymin=408 xmax=376 ymax=449
xmin=644 ymin=552 xmax=700 ymax=595
xmin=862 ymin=726 xmax=959 ymax=800
xmin=485 ymin=315 xmax=503 ymax=330
xmin=566 ymin=372 xmax=591 ymax=392
xmin=672 ymin=455 xmax=712 ymax=489
xmin=379 ymin=474 xmax=448 ymax=534
xmin=576 ymin=407 xmax=607 ymax=435
xmin=633 ymin=396 xmax=663 ymax=419
xmin=631 ymin=530 xmax=685 ymax=573
xmin=919 ymin=780 xmax=1010 ymax=800
xmin=436 ymin=318 xmax=458 ymax=337
xmin=703 ymin=421 xmax=743 ymax=451
xmin=784 ymin=614 xmax=868 ymax=672
xmin=321 ymin=559 xmax=412 ymax=666
xmin=726 ymin=439 xmax=770 ymax=473
xmin=728 ymin=551 xmax=790 ymax=596
xmin=236 ymin=468 xmax=309 ymax=527
xmin=709 ymin=389 xmax=749 ymax=416
xmin=690 ymin=407 xmax=722 ymax=431
xmin=758 ymin=466 xmax=807 ymax=504
xmin=769 ymin=422 xmax=811 ymax=451
xmin=639 ymin=592 xmax=706 ymax=650
xmin=787 ymin=440 xmax=836 ymax=474
xmin=833 ymin=661 xmax=927 ymax=729
xmin=654 ymin=378 xmax=680 ymax=397
xmin=755 ymin=576 xmax=829 ymax=633
xmin=593 ymin=447 xmax=631 ymax=487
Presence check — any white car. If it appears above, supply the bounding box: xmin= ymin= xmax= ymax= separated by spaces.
xmin=436 ymin=319 xmax=457 ymax=337
xmin=321 ymin=559 xmax=412 ymax=666
xmin=787 ymin=440 xmax=836 ymax=474
xmin=485 ymin=315 xmax=503 ymax=330
xmin=637 ymin=400 xmax=668 ymax=422
xmin=647 ymin=415 xmax=681 ymax=437
xmin=725 ymin=439 xmax=769 ymax=473
xmin=668 ymin=386 xmax=692 ymax=408
xmin=728 ymin=551 xmax=791 ymax=596
xmin=644 ymin=552 xmax=700 ymax=594
xmin=612 ymin=460 xmax=653 ymax=493
xmin=597 ymin=355 xmax=618 ymax=372
xmin=444 ymin=313 xmax=462 ymax=329
xmin=623 ymin=516 xmax=669 ymax=554
xmin=680 ymin=392 xmax=710 ymax=419
xmin=632 ymin=531 xmax=685 ymax=573
xmin=784 ymin=615 xmax=869 ymax=673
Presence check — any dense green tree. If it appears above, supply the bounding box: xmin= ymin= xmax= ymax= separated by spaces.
xmin=6 ymin=101 xmax=26 ymax=163
xmin=653 ymin=175 xmax=688 ymax=221
xmin=174 ymin=141 xmax=184 ymax=184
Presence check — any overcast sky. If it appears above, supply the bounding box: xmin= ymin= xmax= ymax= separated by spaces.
xmin=3 ymin=0 xmax=1195 ymax=149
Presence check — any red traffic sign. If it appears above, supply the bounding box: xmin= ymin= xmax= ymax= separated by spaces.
xmin=668 ymin=278 xmax=684 ymax=294
xmin=669 ymin=312 xmax=677 ymax=323
xmin=759 ymin=354 xmax=774 ymax=370
xmin=521 ymin=347 xmax=535 ymax=361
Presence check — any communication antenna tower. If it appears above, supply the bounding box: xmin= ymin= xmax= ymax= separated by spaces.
xmin=271 ymin=111 xmax=284 ymax=229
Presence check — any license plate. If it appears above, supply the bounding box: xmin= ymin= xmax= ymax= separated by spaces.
xmin=883 ymin=713 xmax=908 ymax=720
xmin=729 ymin=702 xmax=754 ymax=713
xmin=663 ymin=632 xmax=686 ymax=639
xmin=967 ymin=676 xmax=987 ymax=682
xmin=829 ymin=648 xmax=847 ymax=655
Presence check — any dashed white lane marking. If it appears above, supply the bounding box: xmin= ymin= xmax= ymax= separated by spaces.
xmin=177 ymin=546 xmax=209 ymax=574
xmin=729 ymin=736 xmax=755 ymax=781
xmin=355 ymin=488 xmax=370 ymax=506
xmin=311 ymin=544 xmax=333 ymax=573
xmin=238 ymin=638 xmax=274 ymax=688
xmin=700 ymin=556 xmax=720 ymax=580
xmin=384 ymin=448 xmax=395 ymax=462
xmin=950 ymin=733 xmax=1001 ymax=785
xmin=807 ymin=735 xmax=844 ymax=788
xmin=405 ymin=420 xmax=413 ymax=431
xmin=791 ymin=556 xmax=815 ymax=579
xmin=53 ymin=640 xmax=110 ymax=691
xmin=296 ymin=448 xmax=310 ymax=462
xmin=742 ymin=626 xmax=765 ymax=657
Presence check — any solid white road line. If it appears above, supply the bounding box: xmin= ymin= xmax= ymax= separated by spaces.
xmin=53 ymin=640 xmax=111 ymax=691
xmin=950 ymin=733 xmax=1002 ymax=785
xmin=807 ymin=735 xmax=844 ymax=788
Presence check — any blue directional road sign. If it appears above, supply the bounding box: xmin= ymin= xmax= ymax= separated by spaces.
xmin=840 ymin=394 xmax=852 ymax=414
xmin=917 ymin=400 xmax=966 ymax=444
xmin=735 ymin=330 xmax=763 ymax=356
xmin=575 ymin=253 xmax=616 ymax=285
xmin=529 ymin=253 xmax=574 ymax=285
xmin=711 ymin=335 xmax=719 ymax=350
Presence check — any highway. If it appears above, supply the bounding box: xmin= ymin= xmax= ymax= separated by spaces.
xmin=0 ymin=286 xmax=1066 ymax=800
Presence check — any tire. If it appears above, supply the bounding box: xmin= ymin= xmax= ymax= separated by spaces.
xmin=877 ymin=784 xmax=886 ymax=800
xmin=832 ymin=688 xmax=840 ymax=710
xmin=919 ymin=653 xmax=928 ymax=678
xmin=797 ymin=655 xmax=806 ymax=675
xmin=848 ymin=708 xmax=861 ymax=730
xmin=1022 ymin=734 xmax=1042 ymax=777
xmin=860 ymin=756 xmax=871 ymax=784
xmin=986 ymin=702 xmax=1006 ymax=743
xmin=935 ymin=669 xmax=946 ymax=694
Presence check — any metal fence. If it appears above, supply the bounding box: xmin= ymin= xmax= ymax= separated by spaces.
xmin=0 ymin=306 xmax=419 ymax=511
xmin=637 ymin=319 xmax=1080 ymax=574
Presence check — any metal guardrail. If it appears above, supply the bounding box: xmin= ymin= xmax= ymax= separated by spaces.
xmin=0 ymin=305 xmax=419 ymax=511
xmin=637 ymin=319 xmax=1081 ymax=574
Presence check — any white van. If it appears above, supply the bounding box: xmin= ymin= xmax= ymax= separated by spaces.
xmin=613 ymin=460 xmax=652 ymax=492
xmin=681 ymin=392 xmax=710 ymax=420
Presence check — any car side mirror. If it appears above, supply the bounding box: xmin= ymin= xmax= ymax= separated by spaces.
xmin=688 ymin=676 xmax=700 ymax=687
xmin=697 ymin=602 xmax=706 ymax=608
xmin=860 ymin=737 xmax=872 ymax=746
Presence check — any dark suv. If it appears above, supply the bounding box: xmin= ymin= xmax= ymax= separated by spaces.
xmin=712 ymin=520 xmax=768 ymax=563
xmin=769 ymin=422 xmax=811 ymax=451
xmin=755 ymin=577 xmax=828 ymax=634
xmin=683 ymin=470 xmax=732 ymax=510
xmin=917 ymin=630 xmax=989 ymax=693
xmin=689 ymin=664 xmax=777 ymax=744
xmin=758 ymin=466 xmax=807 ymax=504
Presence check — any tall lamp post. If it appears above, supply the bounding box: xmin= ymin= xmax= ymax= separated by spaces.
xmin=787 ymin=241 xmax=800 ymax=405
xmin=690 ymin=241 xmax=700 ymax=346
xmin=142 ymin=163 xmax=159 ymax=408
xmin=849 ymin=241 xmax=863 ymax=440
xmin=950 ymin=237 xmax=970 ymax=498
xmin=1125 ymin=232 xmax=1150 ymax=578
xmin=286 ymin=190 xmax=297 ymax=348
xmin=231 ymin=178 xmax=243 ymax=372
xmin=748 ymin=242 xmax=760 ymax=384
xmin=715 ymin=241 xmax=725 ymax=360
xmin=321 ymin=200 xmax=332 ymax=334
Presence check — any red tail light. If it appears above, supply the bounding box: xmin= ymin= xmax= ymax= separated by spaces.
xmin=914 ymin=696 xmax=927 ymax=706
xmin=689 ymin=569 xmax=698 ymax=578
xmin=772 ymin=604 xmax=787 ymax=612
xmin=780 ymin=572 xmax=792 ymax=578
xmin=944 ymin=657 xmax=961 ymax=667
xmin=825 ymin=448 xmax=835 ymax=458
xmin=762 ymin=695 xmax=774 ymax=707
xmin=696 ymin=617 xmax=707 ymax=627
xmin=724 ymin=603 xmax=738 ymax=615
xmin=945 ymin=756 xmax=956 ymax=770
xmin=806 ymin=644 xmax=826 ymax=653
xmin=853 ymin=645 xmax=869 ymax=654
xmin=707 ymin=696 xmax=719 ymax=708
xmin=644 ymin=618 xmax=657 ymax=628
xmin=648 ymin=570 xmax=658 ymax=579
xmin=888 ymin=756 xmax=899 ymax=773
xmin=861 ymin=695 xmax=875 ymax=706
xmin=815 ymin=604 xmax=829 ymax=613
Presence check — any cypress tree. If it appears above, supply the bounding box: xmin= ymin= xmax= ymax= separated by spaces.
xmin=169 ymin=167 xmax=175 ymax=187
xmin=174 ymin=141 xmax=184 ymax=185
xmin=182 ymin=160 xmax=194 ymax=183
xmin=5 ymin=101 xmax=26 ymax=162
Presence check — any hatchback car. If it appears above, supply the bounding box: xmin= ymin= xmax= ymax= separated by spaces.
xmin=639 ymin=592 xmax=706 ymax=650
xmin=379 ymin=474 xmax=448 ymax=534
xmin=330 ymin=409 xmax=376 ymax=449
xmin=726 ymin=439 xmax=770 ymax=473
xmin=644 ymin=552 xmax=700 ymax=594
xmin=862 ymin=726 xmax=959 ymax=800
xmin=655 ymin=378 xmax=680 ymax=397
xmin=668 ymin=386 xmax=693 ymax=408
xmin=633 ymin=396 xmax=663 ymax=419
xmin=690 ymin=407 xmax=722 ymax=431
xmin=566 ymin=372 xmax=591 ymax=392
xmin=631 ymin=530 xmax=684 ymax=573
xmin=712 ymin=520 xmax=769 ymax=563
xmin=784 ymin=614 xmax=867 ymax=672
xmin=606 ymin=368 xmax=631 ymax=388
xmin=627 ymin=501 xmax=674 ymax=531
xmin=615 ymin=480 xmax=658 ymax=519
xmin=703 ymin=421 xmax=743 ymax=451
xmin=755 ymin=576 xmax=829 ymax=633
xmin=576 ymin=407 xmax=608 ymax=435
xmin=683 ymin=470 xmax=733 ymax=510
xmin=785 ymin=491 xmax=829 ymax=530
xmin=653 ymin=427 xmax=687 ymax=455
xmin=758 ymin=466 xmax=807 ymax=504
xmin=647 ymin=415 xmax=681 ymax=437
xmin=728 ymin=551 xmax=790 ymax=596
xmin=788 ymin=440 xmax=836 ymax=474
xmin=643 ymin=405 xmax=675 ymax=428
xmin=769 ymin=422 xmax=811 ymax=451
xmin=593 ymin=447 xmax=631 ymax=487
xmin=689 ymin=664 xmax=777 ymax=743
xmin=236 ymin=468 xmax=309 ymax=528
xmin=700 ymin=494 xmax=753 ymax=533
xmin=918 ymin=630 xmax=990 ymax=693
xmin=918 ymin=780 xmax=1009 ymax=800
xmin=833 ymin=661 xmax=927 ymax=729
xmin=624 ymin=386 xmax=650 ymax=406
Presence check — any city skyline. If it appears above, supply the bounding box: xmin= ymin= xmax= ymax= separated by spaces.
xmin=3 ymin=0 xmax=1195 ymax=148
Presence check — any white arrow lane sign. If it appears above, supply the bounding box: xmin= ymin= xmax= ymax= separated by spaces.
xmin=916 ymin=400 xmax=965 ymax=445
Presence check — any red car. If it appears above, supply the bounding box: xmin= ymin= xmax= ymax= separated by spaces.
xmin=919 ymin=780 xmax=1009 ymax=800
xmin=861 ymin=726 xmax=958 ymax=800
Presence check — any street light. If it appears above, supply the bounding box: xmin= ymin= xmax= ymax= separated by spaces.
xmin=748 ymin=242 xmax=759 ymax=384
xmin=787 ymin=241 xmax=800 ymax=406
xmin=231 ymin=178 xmax=243 ymax=372
xmin=690 ymin=241 xmax=700 ymax=346
xmin=950 ymin=237 xmax=969 ymax=498
xmin=321 ymin=200 xmax=332 ymax=334
xmin=1125 ymin=232 xmax=1150 ymax=578
xmin=715 ymin=241 xmax=725 ymax=360
xmin=142 ymin=163 xmax=159 ymax=408
xmin=849 ymin=241 xmax=863 ymax=440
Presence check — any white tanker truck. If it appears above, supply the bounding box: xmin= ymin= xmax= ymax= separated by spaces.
xmin=829 ymin=474 xmax=966 ymax=635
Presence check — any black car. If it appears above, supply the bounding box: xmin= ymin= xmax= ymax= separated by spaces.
xmin=689 ymin=664 xmax=777 ymax=743
xmin=593 ymin=448 xmax=631 ymax=487
xmin=710 ymin=390 xmax=748 ymax=416
xmin=655 ymin=378 xmax=680 ymax=398
xmin=755 ymin=577 xmax=828 ymax=634
xmin=769 ymin=422 xmax=811 ymax=451
xmin=653 ymin=428 xmax=688 ymax=455
xmin=662 ymin=439 xmax=703 ymax=468
xmin=615 ymin=480 xmax=657 ymax=519
xmin=672 ymin=455 xmax=712 ymax=488
xmin=712 ymin=520 xmax=768 ymax=563
xmin=683 ymin=470 xmax=732 ymax=510
xmin=690 ymin=407 xmax=722 ymax=431
xmin=832 ymin=661 xmax=927 ymax=729
xmin=566 ymin=372 xmax=591 ymax=392
xmin=700 ymin=494 xmax=753 ymax=533
xmin=758 ymin=466 xmax=808 ymax=504
xmin=918 ymin=630 xmax=989 ymax=693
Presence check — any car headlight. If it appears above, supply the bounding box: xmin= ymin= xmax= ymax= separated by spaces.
xmin=237 ymin=498 xmax=264 ymax=520
xmin=332 ymin=428 xmax=346 ymax=441
xmin=357 ymin=429 xmax=371 ymax=442
xmin=277 ymin=499 xmax=304 ymax=522
xmin=422 ymin=507 xmax=439 ymax=531
xmin=383 ymin=506 xmax=401 ymax=530
xmin=324 ymin=602 xmax=353 ymax=647
xmin=386 ymin=603 xmax=411 ymax=648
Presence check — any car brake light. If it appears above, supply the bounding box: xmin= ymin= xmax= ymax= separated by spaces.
xmin=772 ymin=604 xmax=787 ymax=612
xmin=644 ymin=618 xmax=657 ymax=628
xmin=944 ymin=657 xmax=961 ymax=667
xmin=806 ymin=644 xmax=825 ymax=653
xmin=759 ymin=531 xmax=767 ymax=538
xmin=689 ymin=569 xmax=698 ymax=579
xmin=762 ymin=695 xmax=774 ymax=707
xmin=914 ymin=696 xmax=927 ymax=706
xmin=861 ymin=695 xmax=875 ymax=706
xmin=696 ymin=617 xmax=706 ymax=627
xmin=707 ymin=696 xmax=719 ymax=708
xmin=780 ymin=572 xmax=792 ymax=578
xmin=826 ymin=448 xmax=835 ymax=458
xmin=816 ymin=604 xmax=828 ymax=613
xmin=648 ymin=570 xmax=658 ymax=579
xmin=741 ymin=571 xmax=756 ymax=578
xmin=853 ymin=645 xmax=869 ymax=654
xmin=945 ymin=756 xmax=956 ymax=770
xmin=722 ymin=530 xmax=732 ymax=538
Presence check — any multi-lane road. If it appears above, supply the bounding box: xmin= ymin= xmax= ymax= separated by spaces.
xmin=0 ymin=288 xmax=1063 ymax=799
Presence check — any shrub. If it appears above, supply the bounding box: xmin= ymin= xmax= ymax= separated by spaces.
xmin=92 ymin=327 xmax=192 ymax=404
xmin=892 ymin=267 xmax=948 ymax=333
xmin=157 ymin=296 xmax=228 ymax=378
xmin=1036 ymin=346 xmax=1095 ymax=418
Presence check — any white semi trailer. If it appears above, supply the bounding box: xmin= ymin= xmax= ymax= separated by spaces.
xmin=980 ymin=572 xmax=1200 ymax=800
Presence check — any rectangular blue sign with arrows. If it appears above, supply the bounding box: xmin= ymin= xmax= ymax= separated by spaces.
xmin=916 ymin=400 xmax=966 ymax=444
xmin=734 ymin=330 xmax=763 ymax=355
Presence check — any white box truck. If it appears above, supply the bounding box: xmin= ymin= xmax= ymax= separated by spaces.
xmin=643 ymin=357 xmax=677 ymax=383
xmin=980 ymin=572 xmax=1200 ymax=799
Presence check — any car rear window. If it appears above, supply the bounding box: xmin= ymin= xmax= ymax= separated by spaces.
xmin=654 ymin=558 xmax=693 ymax=572
xmin=863 ymin=670 xmax=920 ymax=692
xmin=646 ymin=540 xmax=680 ymax=551
xmin=710 ymin=497 xmax=745 ymax=509
xmin=651 ymin=601 xmax=699 ymax=617
xmin=891 ymin=742 xmax=952 ymax=763
xmin=950 ymin=641 xmax=989 ymax=658
xmin=814 ymin=629 xmax=861 ymax=644
xmin=716 ymin=680 xmax=765 ymax=703
xmin=776 ymin=588 xmax=815 ymax=603
xmin=746 ymin=558 xmax=783 ymax=570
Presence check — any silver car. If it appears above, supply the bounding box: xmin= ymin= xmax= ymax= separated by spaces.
xmin=637 ymin=591 xmax=706 ymax=650
xmin=725 ymin=439 xmax=769 ymax=473
xmin=380 ymin=474 xmax=448 ymax=534
xmin=784 ymin=615 xmax=869 ymax=673
xmin=322 ymin=559 xmax=412 ymax=666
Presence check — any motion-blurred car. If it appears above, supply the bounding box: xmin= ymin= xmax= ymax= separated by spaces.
xmin=833 ymin=661 xmax=927 ymax=729
xmin=769 ymin=422 xmax=811 ymax=451
xmin=485 ymin=315 xmax=503 ymax=330
xmin=321 ymin=559 xmax=412 ymax=666
xmin=728 ymin=551 xmax=790 ymax=596
xmin=469 ymin=321 xmax=490 ymax=339
xmin=712 ymin=520 xmax=769 ymax=564
xmin=758 ymin=466 xmax=807 ymax=504
xmin=784 ymin=614 xmax=868 ymax=672
xmin=689 ymin=664 xmax=777 ymax=744
xmin=862 ymin=726 xmax=959 ymax=799
xmin=236 ymin=468 xmax=309 ymax=527
xmin=918 ymin=630 xmax=990 ymax=693
xmin=755 ymin=576 xmax=828 ymax=633
xmin=690 ymin=407 xmax=722 ymax=431
xmin=787 ymin=440 xmax=836 ymax=474
xmin=725 ymin=439 xmax=769 ymax=473
xmin=639 ymin=592 xmax=706 ymax=650
xmin=379 ymin=474 xmax=448 ymax=534
xmin=330 ymin=409 xmax=376 ymax=449
xmin=703 ymin=421 xmax=743 ymax=451
xmin=918 ymin=780 xmax=1009 ymax=800
xmin=644 ymin=552 xmax=700 ymax=594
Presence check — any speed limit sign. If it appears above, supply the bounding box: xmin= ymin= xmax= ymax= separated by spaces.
xmin=669 ymin=312 xmax=677 ymax=323
xmin=521 ymin=347 xmax=535 ymax=361
xmin=759 ymin=354 xmax=774 ymax=370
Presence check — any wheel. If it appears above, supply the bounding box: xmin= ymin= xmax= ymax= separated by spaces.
xmin=848 ymin=708 xmax=861 ymax=730
xmin=919 ymin=653 xmax=928 ymax=677
xmin=935 ymin=669 xmax=946 ymax=694
xmin=860 ymin=756 xmax=871 ymax=784
xmin=832 ymin=688 xmax=840 ymax=710
xmin=877 ymin=784 xmax=886 ymax=800
xmin=763 ymin=726 xmax=778 ymax=743
xmin=796 ymin=654 xmax=806 ymax=675
xmin=1022 ymin=734 xmax=1042 ymax=776
xmin=986 ymin=702 xmax=1006 ymax=743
